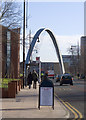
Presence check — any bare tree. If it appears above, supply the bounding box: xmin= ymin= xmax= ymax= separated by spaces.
xmin=0 ymin=1 xmax=22 ymax=29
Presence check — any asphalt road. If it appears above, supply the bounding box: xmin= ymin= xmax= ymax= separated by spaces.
xmin=54 ymin=78 xmax=85 ymax=119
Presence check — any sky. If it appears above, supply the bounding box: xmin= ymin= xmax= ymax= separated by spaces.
xmin=20 ymin=1 xmax=84 ymax=62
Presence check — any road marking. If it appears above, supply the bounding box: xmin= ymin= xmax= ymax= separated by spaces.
xmin=66 ymin=102 xmax=83 ymax=119
xmin=54 ymin=93 xmax=83 ymax=119
xmin=64 ymin=102 xmax=78 ymax=119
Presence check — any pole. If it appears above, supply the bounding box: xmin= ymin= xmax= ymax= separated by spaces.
xmin=23 ymin=0 xmax=25 ymax=88
xmin=39 ymin=61 xmax=41 ymax=83
xmin=29 ymin=30 xmax=32 ymax=62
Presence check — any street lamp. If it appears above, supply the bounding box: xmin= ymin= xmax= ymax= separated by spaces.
xmin=37 ymin=37 xmax=40 ymax=42
xmin=23 ymin=0 xmax=25 ymax=88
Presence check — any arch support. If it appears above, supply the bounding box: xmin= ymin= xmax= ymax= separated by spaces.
xmin=25 ymin=28 xmax=65 ymax=75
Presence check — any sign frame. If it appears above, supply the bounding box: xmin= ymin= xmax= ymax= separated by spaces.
xmin=38 ymin=85 xmax=54 ymax=110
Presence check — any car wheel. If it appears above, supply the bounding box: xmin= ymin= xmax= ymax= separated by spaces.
xmin=70 ymin=83 xmax=73 ymax=85
xmin=60 ymin=83 xmax=62 ymax=86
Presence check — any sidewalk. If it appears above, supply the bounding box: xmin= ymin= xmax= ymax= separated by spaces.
xmin=1 ymin=83 xmax=70 ymax=119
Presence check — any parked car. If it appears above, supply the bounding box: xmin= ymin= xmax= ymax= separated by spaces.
xmin=60 ymin=73 xmax=73 ymax=86
xmin=56 ymin=74 xmax=62 ymax=82
xmin=80 ymin=74 xmax=85 ymax=79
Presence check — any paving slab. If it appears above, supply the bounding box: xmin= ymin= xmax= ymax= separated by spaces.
xmin=1 ymin=84 xmax=70 ymax=118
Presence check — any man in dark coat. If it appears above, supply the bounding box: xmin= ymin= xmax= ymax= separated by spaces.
xmin=32 ymin=70 xmax=38 ymax=89
xmin=27 ymin=72 xmax=33 ymax=89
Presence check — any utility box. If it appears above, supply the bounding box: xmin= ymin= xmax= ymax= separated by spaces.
xmin=38 ymin=78 xmax=54 ymax=110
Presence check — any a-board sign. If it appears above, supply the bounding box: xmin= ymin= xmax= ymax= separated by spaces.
xmin=38 ymin=78 xmax=54 ymax=110
xmin=40 ymin=87 xmax=53 ymax=106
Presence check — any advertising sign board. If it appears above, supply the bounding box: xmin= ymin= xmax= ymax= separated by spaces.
xmin=40 ymin=87 xmax=53 ymax=106
xmin=38 ymin=79 xmax=54 ymax=110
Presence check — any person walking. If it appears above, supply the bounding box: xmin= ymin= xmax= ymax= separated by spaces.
xmin=32 ymin=70 xmax=38 ymax=89
xmin=27 ymin=72 xmax=33 ymax=89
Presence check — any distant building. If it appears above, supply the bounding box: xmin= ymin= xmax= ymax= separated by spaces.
xmin=41 ymin=62 xmax=60 ymax=76
xmin=1 ymin=25 xmax=20 ymax=78
xmin=84 ymin=2 xmax=86 ymax=35
xmin=62 ymin=55 xmax=72 ymax=73
xmin=80 ymin=36 xmax=86 ymax=77
xmin=21 ymin=55 xmax=71 ymax=77
xmin=62 ymin=55 xmax=72 ymax=65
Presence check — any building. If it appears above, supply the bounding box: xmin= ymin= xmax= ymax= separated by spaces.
xmin=0 ymin=26 xmax=2 ymax=79
xmin=84 ymin=2 xmax=86 ymax=35
xmin=62 ymin=55 xmax=72 ymax=73
xmin=80 ymin=36 xmax=86 ymax=77
xmin=22 ymin=56 xmax=70 ymax=77
xmin=62 ymin=55 xmax=72 ymax=65
xmin=1 ymin=25 xmax=20 ymax=78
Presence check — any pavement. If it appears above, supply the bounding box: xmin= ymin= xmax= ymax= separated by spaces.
xmin=0 ymin=82 xmax=70 ymax=119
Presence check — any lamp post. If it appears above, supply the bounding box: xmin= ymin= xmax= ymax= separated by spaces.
xmin=23 ymin=0 xmax=25 ymax=88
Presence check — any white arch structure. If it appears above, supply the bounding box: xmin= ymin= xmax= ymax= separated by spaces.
xmin=25 ymin=28 xmax=65 ymax=76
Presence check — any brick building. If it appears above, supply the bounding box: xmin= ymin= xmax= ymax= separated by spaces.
xmin=80 ymin=36 xmax=86 ymax=77
xmin=1 ymin=25 xmax=20 ymax=78
xmin=0 ymin=26 xmax=2 ymax=79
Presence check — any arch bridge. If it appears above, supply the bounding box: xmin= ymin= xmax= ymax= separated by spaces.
xmin=25 ymin=28 xmax=65 ymax=78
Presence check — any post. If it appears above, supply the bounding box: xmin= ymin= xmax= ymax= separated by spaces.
xmin=23 ymin=0 xmax=25 ymax=88
xmin=39 ymin=61 xmax=41 ymax=83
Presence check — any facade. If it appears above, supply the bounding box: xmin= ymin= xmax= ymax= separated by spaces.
xmin=62 ymin=55 xmax=80 ymax=75
xmin=0 ymin=26 xmax=2 ymax=79
xmin=62 ymin=55 xmax=72 ymax=73
xmin=22 ymin=57 xmax=70 ymax=77
xmin=20 ymin=54 xmax=79 ymax=77
xmin=84 ymin=2 xmax=86 ymax=35
xmin=1 ymin=25 xmax=20 ymax=78
xmin=80 ymin=36 xmax=86 ymax=77
xmin=62 ymin=55 xmax=72 ymax=65
xmin=41 ymin=55 xmax=77 ymax=75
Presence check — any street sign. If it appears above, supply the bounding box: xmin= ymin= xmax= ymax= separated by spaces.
xmin=36 ymin=57 xmax=41 ymax=83
xmin=36 ymin=57 xmax=40 ymax=63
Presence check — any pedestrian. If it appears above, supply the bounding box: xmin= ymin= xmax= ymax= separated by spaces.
xmin=27 ymin=72 xmax=33 ymax=89
xmin=77 ymin=72 xmax=80 ymax=80
xmin=41 ymin=72 xmax=44 ymax=82
xmin=42 ymin=72 xmax=49 ymax=81
xmin=41 ymin=72 xmax=53 ymax=86
xmin=32 ymin=70 xmax=38 ymax=89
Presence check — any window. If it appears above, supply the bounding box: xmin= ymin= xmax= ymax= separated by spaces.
xmin=6 ymin=31 xmax=11 ymax=76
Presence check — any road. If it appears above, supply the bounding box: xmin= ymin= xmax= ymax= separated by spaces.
xmin=53 ymin=78 xmax=85 ymax=119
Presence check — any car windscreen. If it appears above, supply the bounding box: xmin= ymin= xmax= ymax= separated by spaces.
xmin=62 ymin=75 xmax=71 ymax=79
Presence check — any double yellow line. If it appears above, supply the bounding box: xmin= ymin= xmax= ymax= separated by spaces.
xmin=54 ymin=93 xmax=83 ymax=119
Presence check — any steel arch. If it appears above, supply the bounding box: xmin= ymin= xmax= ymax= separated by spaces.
xmin=25 ymin=28 xmax=65 ymax=75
